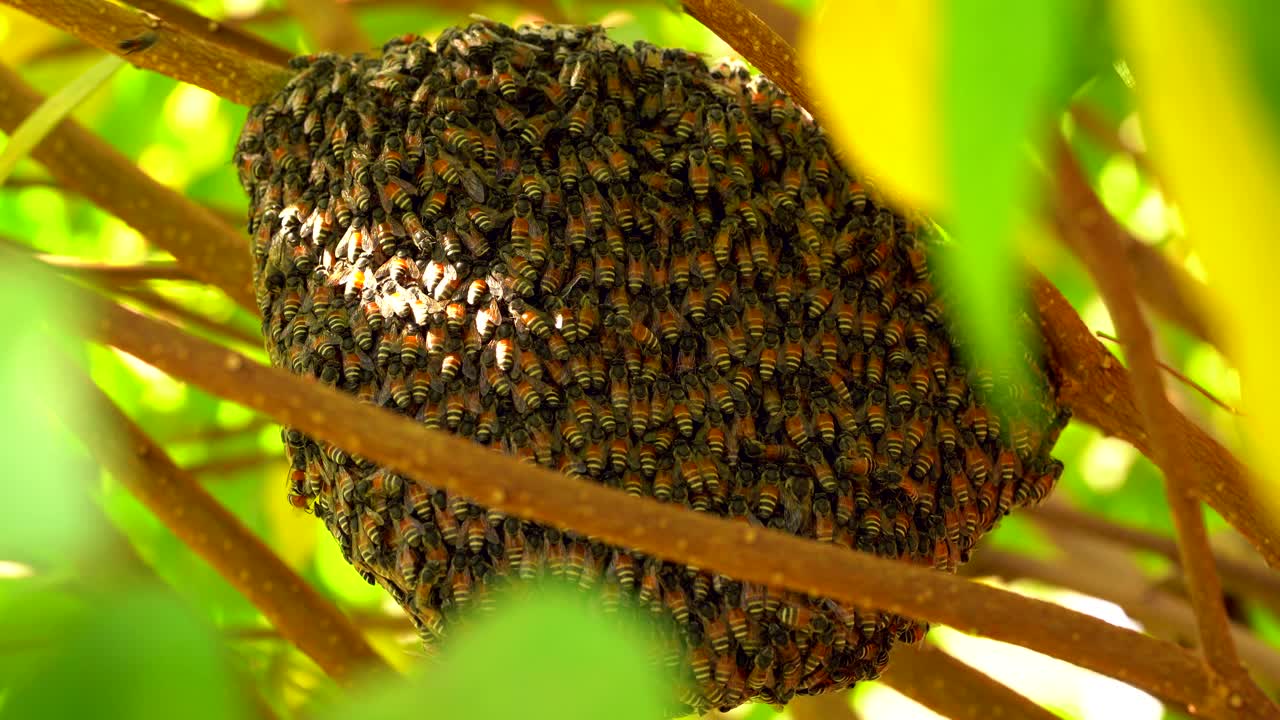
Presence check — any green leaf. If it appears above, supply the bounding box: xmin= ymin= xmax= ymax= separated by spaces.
xmin=0 ymin=587 xmax=245 ymax=720
xmin=1214 ymin=1 xmax=1280 ymax=134
xmin=323 ymin=584 xmax=671 ymax=720
xmin=0 ymin=54 xmax=125 ymax=185
xmin=939 ymin=0 xmax=1083 ymax=416
xmin=0 ymin=269 xmax=95 ymax=564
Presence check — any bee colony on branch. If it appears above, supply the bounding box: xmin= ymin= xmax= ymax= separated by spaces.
xmin=236 ymin=18 xmax=1068 ymax=714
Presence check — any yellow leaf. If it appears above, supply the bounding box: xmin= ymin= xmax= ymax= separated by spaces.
xmin=261 ymin=460 xmax=318 ymax=569
xmin=1112 ymin=2 xmax=1280 ymax=500
xmin=801 ymin=0 xmax=944 ymax=214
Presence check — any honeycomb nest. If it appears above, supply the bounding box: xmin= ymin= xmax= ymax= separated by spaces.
xmin=237 ymin=20 xmax=1068 ymax=713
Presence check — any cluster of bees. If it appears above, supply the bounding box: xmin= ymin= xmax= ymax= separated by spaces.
xmin=237 ymin=19 xmax=1068 ymax=714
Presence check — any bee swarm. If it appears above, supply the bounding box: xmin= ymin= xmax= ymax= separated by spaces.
xmin=237 ymin=20 xmax=1068 ymax=714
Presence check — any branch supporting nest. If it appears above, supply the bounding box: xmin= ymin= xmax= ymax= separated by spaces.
xmin=2 ymin=243 xmax=1261 ymax=719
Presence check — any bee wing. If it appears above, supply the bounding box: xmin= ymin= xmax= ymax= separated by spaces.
xmin=433 ymin=263 xmax=458 ymax=301
xmin=458 ymin=168 xmax=486 ymax=203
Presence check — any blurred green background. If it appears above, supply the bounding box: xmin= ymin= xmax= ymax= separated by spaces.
xmin=0 ymin=1 xmax=1263 ymax=719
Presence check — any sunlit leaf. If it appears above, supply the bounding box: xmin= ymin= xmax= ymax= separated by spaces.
xmin=0 ymin=53 xmax=124 ymax=185
xmin=322 ymin=585 xmax=670 ymax=720
xmin=0 ymin=270 xmax=94 ymax=564
xmin=802 ymin=0 xmax=942 ymax=213
xmin=1111 ymin=0 xmax=1280 ymax=510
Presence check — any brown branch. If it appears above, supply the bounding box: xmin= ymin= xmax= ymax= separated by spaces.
xmin=681 ymin=0 xmax=817 ymax=114
xmin=1095 ymin=331 xmax=1239 ymax=414
xmin=734 ymin=0 xmax=802 ymax=48
xmin=22 ymin=257 xmax=1267 ymax=719
xmin=283 ymin=0 xmax=371 ymax=54
xmin=37 ymin=256 xmax=192 ymax=283
xmin=1030 ymin=501 xmax=1280 ymax=616
xmin=0 ymin=64 xmax=257 ymax=312
xmin=1054 ymin=140 xmax=1244 ymax=684
xmin=1069 ymin=104 xmax=1158 ymax=182
xmin=3 ymin=177 xmax=248 ymax=229
xmin=187 ymin=450 xmax=283 ymax=477
xmin=1029 ymin=275 xmax=1279 ymax=567
xmin=125 ymin=0 xmax=293 ymax=66
xmin=25 ymin=0 xmax=570 ymax=65
xmin=966 ymin=548 xmax=1280 ymax=693
xmin=788 ymin=691 xmax=861 ymax=720
xmin=0 ymin=0 xmax=291 ymax=105
xmin=230 ymin=611 xmax=415 ymax=641
xmin=879 ymin=642 xmax=1062 ymax=720
xmin=690 ymin=0 xmax=1280 ymax=576
xmin=163 ymin=416 xmax=275 ymax=445
xmin=114 ymin=285 xmax=265 ymax=351
xmin=50 ymin=349 xmax=389 ymax=684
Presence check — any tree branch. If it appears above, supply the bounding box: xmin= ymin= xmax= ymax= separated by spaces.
xmin=1031 ymin=500 xmax=1280 ymax=617
xmin=125 ymin=0 xmax=293 ymax=67
xmin=0 ymin=0 xmax=291 ymax=105
xmin=0 ymin=63 xmax=257 ymax=312
xmin=36 ymin=256 xmax=191 ymax=283
xmin=690 ymin=0 xmax=1280 ymax=572
xmin=24 ymin=0 xmax=570 ymax=66
xmin=17 ymin=254 xmax=1267 ymax=719
xmin=50 ymin=351 xmax=390 ymax=684
xmin=186 ymin=450 xmax=282 ymax=477
xmin=879 ymin=642 xmax=1062 ymax=720
xmin=965 ymin=546 xmax=1280 ymax=693
xmin=113 ymin=284 xmax=264 ymax=351
xmin=1028 ymin=274 xmax=1279 ymax=567
xmin=788 ymin=691 xmax=861 ymax=720
xmin=283 ymin=0 xmax=371 ymax=55
xmin=1053 ymin=139 xmax=1243 ymax=683
xmin=681 ymin=0 xmax=817 ymax=114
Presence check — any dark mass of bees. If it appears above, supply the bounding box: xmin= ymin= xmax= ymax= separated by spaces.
xmin=236 ymin=19 xmax=1069 ymax=714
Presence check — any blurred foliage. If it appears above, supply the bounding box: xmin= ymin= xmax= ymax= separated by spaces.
xmin=0 ymin=1 xmax=1272 ymax=719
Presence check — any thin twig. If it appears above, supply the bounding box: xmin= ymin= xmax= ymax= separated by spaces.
xmin=50 ymin=348 xmax=390 ymax=684
xmin=1054 ymin=139 xmax=1244 ymax=687
xmin=0 ymin=0 xmax=291 ymax=105
xmin=22 ymin=259 xmax=1265 ymax=719
xmin=125 ymin=0 xmax=293 ymax=66
xmin=0 ymin=64 xmax=257 ymax=311
xmin=1095 ymin=331 xmax=1239 ymax=414
xmin=1069 ymin=104 xmax=1158 ymax=181
xmin=283 ymin=0 xmax=371 ymax=54
xmin=879 ymin=642 xmax=1062 ymax=720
